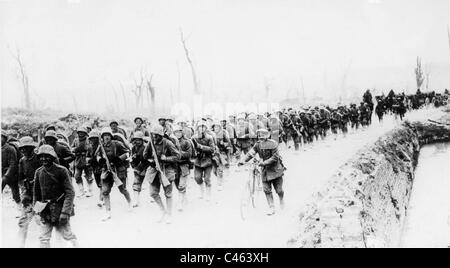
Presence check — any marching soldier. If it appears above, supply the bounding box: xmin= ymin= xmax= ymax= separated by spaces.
xmin=212 ymin=121 xmax=231 ymax=190
xmin=96 ymin=128 xmax=132 ymax=221
xmin=17 ymin=136 xmax=40 ymax=247
xmin=72 ymin=127 xmax=94 ymax=197
xmin=238 ymin=129 xmax=286 ymax=216
xmin=109 ymin=121 xmax=127 ymax=140
xmin=86 ymin=130 xmax=104 ymax=206
xmin=173 ymin=125 xmax=193 ymax=211
xmin=2 ymin=130 xmax=21 ymax=207
xmin=43 ymin=130 xmax=75 ymax=173
xmin=33 ymin=145 xmax=78 ymax=248
xmin=130 ymin=131 xmax=149 ymax=208
xmin=143 ymin=125 xmax=180 ymax=223
xmin=235 ymin=114 xmax=254 ymax=160
xmin=130 ymin=117 xmax=150 ymax=140
xmin=192 ymin=121 xmax=215 ymax=201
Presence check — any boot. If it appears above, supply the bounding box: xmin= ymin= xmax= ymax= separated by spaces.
xmin=178 ymin=192 xmax=186 ymax=212
xmin=205 ymin=186 xmax=212 ymax=202
xmin=15 ymin=202 xmax=22 ymax=218
xmin=133 ymin=191 xmax=140 ymax=208
xmin=97 ymin=192 xmax=104 ymax=208
xmin=101 ymin=210 xmax=112 ymax=222
xmin=199 ymin=183 xmax=205 ymax=199
xmin=76 ymin=183 xmax=85 ymax=197
xmin=85 ymin=182 xmax=93 ymax=197
xmin=265 ymin=193 xmax=276 ymax=216
xmin=165 ymin=197 xmax=173 ymax=224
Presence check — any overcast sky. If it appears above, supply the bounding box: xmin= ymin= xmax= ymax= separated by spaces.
xmin=1 ymin=0 xmax=449 ymax=113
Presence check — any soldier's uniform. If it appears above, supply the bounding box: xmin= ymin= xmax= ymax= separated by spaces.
xmin=235 ymin=118 xmax=254 ymax=159
xmin=17 ymin=137 xmax=40 ymax=247
xmin=2 ymin=131 xmax=20 ymax=204
xmin=243 ymin=130 xmax=286 ymax=215
xmin=192 ymin=122 xmax=215 ymax=200
xmin=72 ymin=127 xmax=93 ymax=196
xmin=86 ymin=130 xmax=103 ymax=204
xmin=144 ymin=125 xmax=180 ymax=222
xmin=33 ymin=145 xmax=77 ymax=248
xmin=173 ymin=125 xmax=193 ymax=211
xmin=130 ymin=132 xmax=149 ymax=207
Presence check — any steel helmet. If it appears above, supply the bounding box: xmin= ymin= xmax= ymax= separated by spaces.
xmin=44 ymin=130 xmax=58 ymax=140
xmin=1 ymin=130 xmax=7 ymax=138
xmin=37 ymin=145 xmax=58 ymax=159
xmin=19 ymin=136 xmax=37 ymax=149
xmin=247 ymin=113 xmax=257 ymax=120
xmin=131 ymin=131 xmax=145 ymax=141
xmin=256 ymin=128 xmax=270 ymax=138
xmin=101 ymin=127 xmax=113 ymax=138
xmin=134 ymin=117 xmax=144 ymax=124
xmin=196 ymin=121 xmax=208 ymax=129
xmin=88 ymin=130 xmax=101 ymax=140
xmin=173 ymin=125 xmax=183 ymax=133
xmin=77 ymin=127 xmax=88 ymax=135
xmin=150 ymin=125 xmax=164 ymax=136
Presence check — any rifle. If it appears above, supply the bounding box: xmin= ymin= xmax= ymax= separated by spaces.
xmin=147 ymin=134 xmax=171 ymax=187
xmin=428 ymin=119 xmax=450 ymax=126
xmin=98 ymin=141 xmax=123 ymax=187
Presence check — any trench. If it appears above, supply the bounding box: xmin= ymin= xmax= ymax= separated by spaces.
xmin=400 ymin=142 xmax=450 ymax=248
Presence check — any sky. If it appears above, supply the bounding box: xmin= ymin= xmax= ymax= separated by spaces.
xmin=1 ymin=0 xmax=450 ymax=114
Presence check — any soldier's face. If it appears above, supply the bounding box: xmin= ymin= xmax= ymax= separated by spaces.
xmin=44 ymin=137 xmax=57 ymax=146
xmin=103 ymin=135 xmax=112 ymax=143
xmin=153 ymin=134 xmax=163 ymax=143
xmin=89 ymin=138 xmax=99 ymax=145
xmin=174 ymin=131 xmax=183 ymax=139
xmin=20 ymin=147 xmax=34 ymax=157
xmin=135 ymin=119 xmax=143 ymax=127
xmin=133 ymin=139 xmax=143 ymax=147
xmin=39 ymin=154 xmax=53 ymax=167
xmin=110 ymin=124 xmax=118 ymax=131
xmin=78 ymin=132 xmax=87 ymax=139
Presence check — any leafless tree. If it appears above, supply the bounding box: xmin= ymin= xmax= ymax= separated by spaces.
xmin=132 ymin=69 xmax=145 ymax=109
xmin=145 ymin=73 xmax=155 ymax=112
xmin=415 ymin=56 xmax=425 ymax=90
xmin=11 ymin=48 xmax=31 ymax=109
xmin=180 ymin=28 xmax=200 ymax=94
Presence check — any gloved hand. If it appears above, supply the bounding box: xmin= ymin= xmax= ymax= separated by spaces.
xmin=59 ymin=213 xmax=69 ymax=225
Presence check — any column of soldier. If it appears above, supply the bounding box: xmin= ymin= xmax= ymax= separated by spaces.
xmin=2 ymin=89 xmax=448 ymax=247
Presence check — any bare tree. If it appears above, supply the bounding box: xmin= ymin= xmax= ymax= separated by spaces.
xmin=180 ymin=28 xmax=200 ymax=94
xmin=415 ymin=56 xmax=425 ymax=90
xmin=132 ymin=69 xmax=145 ymax=109
xmin=11 ymin=48 xmax=31 ymax=109
xmin=145 ymin=73 xmax=155 ymax=113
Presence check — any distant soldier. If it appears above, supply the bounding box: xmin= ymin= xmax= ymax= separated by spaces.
xmin=143 ymin=125 xmax=180 ymax=223
xmin=268 ymin=114 xmax=283 ymax=144
xmin=173 ymin=125 xmax=193 ymax=211
xmin=33 ymin=145 xmax=78 ymax=248
xmin=130 ymin=117 xmax=150 ymax=140
xmin=72 ymin=127 xmax=94 ymax=197
xmin=238 ymin=129 xmax=286 ymax=216
xmin=130 ymin=131 xmax=149 ymax=208
xmin=235 ymin=115 xmax=254 ymax=159
xmin=17 ymin=136 xmax=40 ymax=247
xmin=212 ymin=121 xmax=230 ymax=190
xmin=109 ymin=121 xmax=127 ymax=140
xmin=2 ymin=130 xmax=21 ymax=207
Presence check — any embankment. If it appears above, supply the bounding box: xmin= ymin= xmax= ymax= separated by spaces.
xmin=289 ymin=109 xmax=450 ymax=248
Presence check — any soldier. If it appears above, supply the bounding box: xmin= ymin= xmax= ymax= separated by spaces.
xmin=191 ymin=121 xmax=215 ymax=201
xmin=143 ymin=125 xmax=180 ymax=223
xmin=268 ymin=113 xmax=283 ymax=144
xmin=238 ymin=129 xmax=286 ymax=216
xmin=33 ymin=145 xmax=78 ymax=248
xmin=43 ymin=130 xmax=75 ymax=173
xmin=17 ymin=136 xmax=40 ymax=247
xmin=222 ymin=119 xmax=237 ymax=163
xmin=130 ymin=117 xmax=150 ymax=140
xmin=286 ymin=110 xmax=302 ymax=150
xmin=212 ymin=121 xmax=230 ymax=190
xmin=235 ymin=114 xmax=254 ymax=160
xmin=109 ymin=121 xmax=127 ymax=140
xmin=2 ymin=130 xmax=20 ymax=207
xmin=72 ymin=127 xmax=94 ymax=197
xmin=86 ymin=130 xmax=104 ymax=207
xmin=173 ymin=125 xmax=193 ymax=211
xmin=130 ymin=131 xmax=149 ymax=208
xmin=96 ymin=128 xmax=132 ymax=221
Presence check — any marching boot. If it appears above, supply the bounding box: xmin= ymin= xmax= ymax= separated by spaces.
xmin=133 ymin=191 xmax=140 ymax=208
xmin=265 ymin=193 xmax=276 ymax=216
xmin=199 ymin=183 xmax=205 ymax=199
xmin=165 ymin=197 xmax=173 ymax=224
xmin=101 ymin=195 xmax=112 ymax=221
xmin=85 ymin=182 xmax=93 ymax=197
xmin=178 ymin=192 xmax=187 ymax=212
xmin=205 ymin=186 xmax=212 ymax=202
xmin=97 ymin=191 xmax=104 ymax=208
xmin=77 ymin=183 xmax=85 ymax=197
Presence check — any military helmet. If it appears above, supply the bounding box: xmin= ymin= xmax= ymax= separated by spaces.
xmin=150 ymin=125 xmax=164 ymax=136
xmin=44 ymin=130 xmax=58 ymax=140
xmin=37 ymin=145 xmax=58 ymax=159
xmin=1 ymin=129 xmax=7 ymax=138
xmin=247 ymin=113 xmax=257 ymax=120
xmin=196 ymin=121 xmax=208 ymax=129
xmin=19 ymin=136 xmax=37 ymax=149
xmin=88 ymin=130 xmax=101 ymax=140
xmin=134 ymin=117 xmax=144 ymax=124
xmin=131 ymin=131 xmax=145 ymax=141
xmin=173 ymin=125 xmax=183 ymax=133
xmin=109 ymin=121 xmax=119 ymax=126
xmin=256 ymin=128 xmax=270 ymax=138
xmin=101 ymin=127 xmax=113 ymax=138
xmin=77 ymin=126 xmax=88 ymax=135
